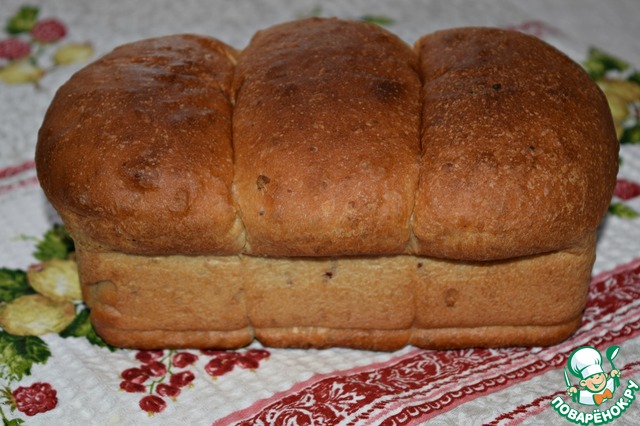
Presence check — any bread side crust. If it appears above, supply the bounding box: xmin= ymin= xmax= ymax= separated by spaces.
xmin=77 ymin=232 xmax=595 ymax=350
xmin=256 ymin=319 xmax=582 ymax=351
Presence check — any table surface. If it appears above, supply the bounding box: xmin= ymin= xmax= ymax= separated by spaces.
xmin=1 ymin=1 xmax=640 ymax=424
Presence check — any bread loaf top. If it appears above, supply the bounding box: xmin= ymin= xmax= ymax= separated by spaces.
xmin=412 ymin=27 xmax=619 ymax=259
xmin=35 ymin=18 xmax=618 ymax=260
xmin=36 ymin=34 xmax=244 ymax=255
xmin=233 ymin=19 xmax=421 ymax=256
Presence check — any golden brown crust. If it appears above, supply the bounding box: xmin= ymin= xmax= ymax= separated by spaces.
xmin=37 ymin=24 xmax=617 ymax=261
xmin=233 ymin=18 xmax=421 ymax=256
xmin=36 ymin=34 xmax=244 ymax=255
xmin=412 ymin=27 xmax=618 ymax=260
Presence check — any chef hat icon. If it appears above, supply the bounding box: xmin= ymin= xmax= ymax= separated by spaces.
xmin=568 ymin=346 xmax=605 ymax=380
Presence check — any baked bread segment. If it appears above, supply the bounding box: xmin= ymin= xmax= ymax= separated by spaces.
xmin=36 ymin=35 xmax=244 ymax=255
xmin=76 ymin=232 xmax=594 ymax=350
xmin=77 ymin=250 xmax=254 ymax=349
xmin=412 ymin=28 xmax=618 ymax=260
xmin=233 ymin=18 xmax=421 ymax=256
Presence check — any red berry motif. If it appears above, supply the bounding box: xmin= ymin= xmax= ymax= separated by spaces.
xmin=120 ymin=381 xmax=146 ymax=393
xmin=141 ymin=360 xmax=167 ymax=378
xmin=135 ymin=350 xmax=164 ymax=364
xmin=172 ymin=351 xmax=198 ymax=368
xmin=204 ymin=349 xmax=271 ymax=378
xmin=614 ymin=178 xmax=640 ymax=200
xmin=205 ymin=358 xmax=235 ymax=377
xmin=30 ymin=18 xmax=66 ymax=43
xmin=118 ymin=348 xmax=269 ymax=415
xmin=121 ymin=367 xmax=149 ymax=384
xmin=0 ymin=38 xmax=31 ymax=60
xmin=156 ymin=383 xmax=181 ymax=398
xmin=12 ymin=382 xmax=58 ymax=416
xmin=247 ymin=349 xmax=270 ymax=361
xmin=170 ymin=370 xmax=195 ymax=388
xmin=139 ymin=395 xmax=166 ymax=414
xmin=236 ymin=355 xmax=260 ymax=370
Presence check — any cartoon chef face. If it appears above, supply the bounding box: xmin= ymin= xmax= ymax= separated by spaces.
xmin=580 ymin=372 xmax=608 ymax=393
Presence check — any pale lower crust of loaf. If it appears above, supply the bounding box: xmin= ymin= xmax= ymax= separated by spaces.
xmin=258 ymin=319 xmax=583 ymax=351
xmin=77 ymin=233 xmax=595 ymax=351
xmin=93 ymin=320 xmax=582 ymax=352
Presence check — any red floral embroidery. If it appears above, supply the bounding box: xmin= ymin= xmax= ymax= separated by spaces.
xmin=12 ymin=382 xmax=58 ymax=416
xmin=139 ymin=395 xmax=166 ymax=414
xmin=614 ymin=178 xmax=640 ymax=200
xmin=30 ymin=19 xmax=66 ymax=43
xmin=0 ymin=38 xmax=31 ymax=60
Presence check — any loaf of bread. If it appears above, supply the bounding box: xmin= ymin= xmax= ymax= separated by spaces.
xmin=35 ymin=18 xmax=618 ymax=351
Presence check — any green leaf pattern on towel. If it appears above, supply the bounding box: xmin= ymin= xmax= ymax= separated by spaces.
xmin=0 ymin=224 xmax=112 ymax=422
